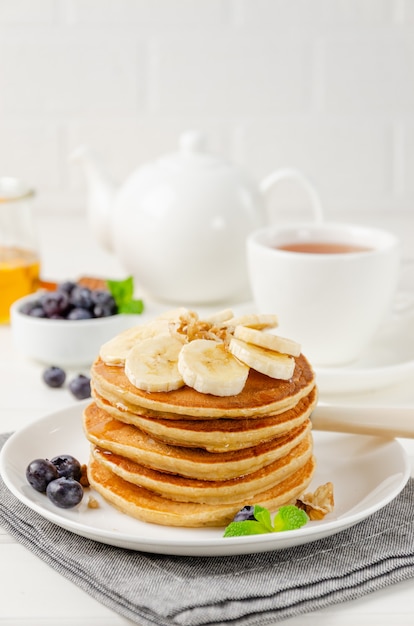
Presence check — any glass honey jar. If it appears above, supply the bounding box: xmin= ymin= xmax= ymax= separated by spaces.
xmin=0 ymin=177 xmax=40 ymax=323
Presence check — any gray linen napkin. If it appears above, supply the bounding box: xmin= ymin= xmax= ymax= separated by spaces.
xmin=1 ymin=431 xmax=414 ymax=626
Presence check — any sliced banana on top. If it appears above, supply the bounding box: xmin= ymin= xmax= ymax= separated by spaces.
xmin=100 ymin=319 xmax=173 ymax=366
xmin=125 ymin=335 xmax=185 ymax=393
xmin=155 ymin=307 xmax=190 ymax=321
xmin=220 ymin=313 xmax=278 ymax=330
xmin=178 ymin=339 xmax=249 ymax=397
xmin=233 ymin=325 xmax=301 ymax=357
xmin=203 ymin=308 xmax=234 ymax=324
xmin=104 ymin=307 xmax=300 ymax=396
xmin=228 ymin=337 xmax=295 ymax=381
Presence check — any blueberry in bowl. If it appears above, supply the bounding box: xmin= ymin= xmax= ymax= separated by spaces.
xmin=10 ymin=277 xmax=144 ymax=367
xmin=20 ymin=280 xmax=118 ymax=321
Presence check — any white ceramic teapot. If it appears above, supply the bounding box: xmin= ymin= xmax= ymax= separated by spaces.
xmin=71 ymin=131 xmax=322 ymax=304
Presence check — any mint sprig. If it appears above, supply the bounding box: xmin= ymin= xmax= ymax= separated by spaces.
xmin=272 ymin=504 xmax=309 ymax=532
xmin=223 ymin=504 xmax=309 ymax=538
xmin=106 ymin=276 xmax=144 ymax=315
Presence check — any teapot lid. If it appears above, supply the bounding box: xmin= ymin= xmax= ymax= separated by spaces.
xmin=158 ymin=130 xmax=229 ymax=171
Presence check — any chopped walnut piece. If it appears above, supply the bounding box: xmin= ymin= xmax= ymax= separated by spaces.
xmin=87 ymin=496 xmax=100 ymax=509
xmin=296 ymin=482 xmax=334 ymax=521
xmin=186 ymin=320 xmax=214 ymax=341
xmin=79 ymin=464 xmax=90 ymax=488
xmin=174 ymin=312 xmax=233 ymax=344
xmin=175 ymin=311 xmax=198 ymax=336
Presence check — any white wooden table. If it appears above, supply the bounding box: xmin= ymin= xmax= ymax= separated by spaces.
xmin=1 ymin=215 xmax=414 ymax=625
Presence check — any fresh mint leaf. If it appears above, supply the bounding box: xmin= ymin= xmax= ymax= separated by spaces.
xmin=223 ymin=504 xmax=309 ymax=538
xmin=107 ymin=276 xmax=134 ymax=306
xmin=106 ymin=276 xmax=144 ymax=315
xmin=252 ymin=505 xmax=273 ymax=532
xmin=118 ymin=299 xmax=144 ymax=315
xmin=272 ymin=505 xmax=309 ymax=532
xmin=223 ymin=520 xmax=269 ymax=537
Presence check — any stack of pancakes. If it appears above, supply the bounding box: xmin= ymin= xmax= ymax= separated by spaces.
xmin=84 ymin=349 xmax=318 ymax=528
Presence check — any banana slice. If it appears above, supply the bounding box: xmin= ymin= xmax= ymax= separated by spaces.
xmin=203 ymin=309 xmax=234 ymax=324
xmin=125 ymin=335 xmax=185 ymax=392
xmin=178 ymin=339 xmax=249 ymax=396
xmin=221 ymin=313 xmax=278 ymax=330
xmin=233 ymin=325 xmax=301 ymax=357
xmin=99 ymin=319 xmax=173 ymax=366
xmin=228 ymin=337 xmax=295 ymax=380
xmin=156 ymin=307 xmax=190 ymax=321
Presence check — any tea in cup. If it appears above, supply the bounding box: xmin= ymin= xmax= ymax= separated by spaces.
xmin=246 ymin=222 xmax=401 ymax=366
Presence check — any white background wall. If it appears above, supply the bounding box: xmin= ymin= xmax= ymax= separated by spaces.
xmin=0 ymin=0 xmax=413 ymax=226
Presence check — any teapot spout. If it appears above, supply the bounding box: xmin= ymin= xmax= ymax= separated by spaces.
xmin=70 ymin=145 xmax=117 ymax=252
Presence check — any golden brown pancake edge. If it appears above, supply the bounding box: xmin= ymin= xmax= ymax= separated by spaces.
xmin=90 ymin=433 xmax=313 ymax=504
xmin=91 ymin=353 xmax=316 ymax=418
xmin=91 ymin=386 xmax=318 ymax=452
xmin=83 ymin=401 xmax=313 ymax=480
xmin=87 ymin=454 xmax=316 ymax=527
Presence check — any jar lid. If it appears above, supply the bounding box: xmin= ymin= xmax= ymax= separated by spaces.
xmin=0 ymin=177 xmax=35 ymax=202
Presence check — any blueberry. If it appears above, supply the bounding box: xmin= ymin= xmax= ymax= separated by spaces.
xmin=91 ymin=290 xmax=117 ymax=318
xmin=46 ymin=477 xmax=83 ymax=508
xmin=28 ymin=306 xmax=47 ymax=318
xmin=58 ymin=280 xmax=77 ymax=295
xmin=19 ymin=300 xmax=41 ymax=315
xmin=69 ymin=374 xmax=91 ymax=400
xmin=69 ymin=286 xmax=93 ymax=311
xmin=91 ymin=290 xmax=116 ymax=308
xmin=93 ymin=303 xmax=116 ymax=318
xmin=233 ymin=505 xmax=256 ymax=522
xmin=50 ymin=454 xmax=82 ymax=481
xmin=42 ymin=366 xmax=66 ymax=388
xmin=67 ymin=307 xmax=93 ymax=320
xmin=39 ymin=291 xmax=69 ymax=317
xmin=90 ymin=290 xmax=111 ymax=305
xmin=26 ymin=458 xmax=59 ymax=492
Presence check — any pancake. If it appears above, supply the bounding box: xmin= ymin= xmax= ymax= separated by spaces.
xmin=90 ymin=433 xmax=313 ymax=504
xmin=91 ymin=386 xmax=318 ymax=452
xmin=87 ymin=453 xmax=316 ymax=527
xmin=91 ymin=353 xmax=316 ymax=419
xmin=83 ymin=402 xmax=312 ymax=480
xmin=84 ymin=310 xmax=325 ymax=528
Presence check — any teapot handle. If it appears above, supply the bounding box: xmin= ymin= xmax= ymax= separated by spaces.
xmin=259 ymin=168 xmax=324 ymax=223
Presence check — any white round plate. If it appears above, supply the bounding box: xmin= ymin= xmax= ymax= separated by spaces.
xmin=0 ymin=402 xmax=410 ymax=557
xmin=315 ymin=306 xmax=414 ymax=394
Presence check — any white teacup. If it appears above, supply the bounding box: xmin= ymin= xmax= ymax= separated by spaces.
xmin=247 ymin=222 xmax=401 ymax=366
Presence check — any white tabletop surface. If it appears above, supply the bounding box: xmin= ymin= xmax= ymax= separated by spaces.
xmin=1 ymin=214 xmax=414 ymax=625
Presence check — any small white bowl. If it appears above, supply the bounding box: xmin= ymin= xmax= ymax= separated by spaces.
xmin=10 ymin=294 xmax=143 ymax=367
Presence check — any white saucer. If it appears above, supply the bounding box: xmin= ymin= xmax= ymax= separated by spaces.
xmin=315 ymin=301 xmax=414 ymax=394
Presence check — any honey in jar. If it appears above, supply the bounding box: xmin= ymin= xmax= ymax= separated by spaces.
xmin=0 ymin=178 xmax=39 ymax=323
xmin=0 ymin=246 xmax=40 ymax=323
